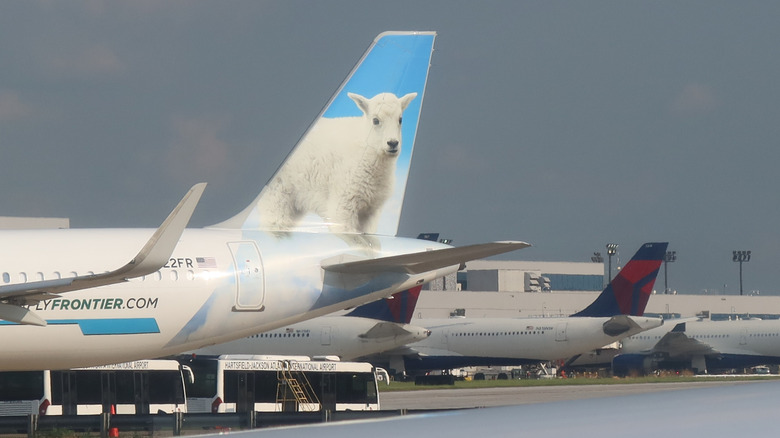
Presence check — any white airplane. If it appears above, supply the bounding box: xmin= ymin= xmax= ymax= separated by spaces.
xmin=615 ymin=317 xmax=780 ymax=375
xmin=189 ymin=286 xmax=431 ymax=360
xmin=372 ymin=243 xmax=668 ymax=376
xmin=0 ymin=31 xmax=529 ymax=371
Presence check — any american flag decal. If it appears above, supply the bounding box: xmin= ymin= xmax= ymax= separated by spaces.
xmin=196 ymin=257 xmax=217 ymax=268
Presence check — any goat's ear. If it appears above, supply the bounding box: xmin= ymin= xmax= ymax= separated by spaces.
xmin=399 ymin=92 xmax=417 ymax=111
xmin=348 ymin=92 xmax=370 ymax=115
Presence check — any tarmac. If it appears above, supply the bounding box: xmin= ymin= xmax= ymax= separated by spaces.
xmin=378 ymin=380 xmax=750 ymax=410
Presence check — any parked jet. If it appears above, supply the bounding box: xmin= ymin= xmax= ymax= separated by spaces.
xmin=614 ymin=317 xmax=780 ymax=375
xmin=371 ymin=242 xmax=667 ymax=376
xmin=190 ymin=286 xmax=430 ymax=360
xmin=0 ymin=31 xmax=529 ymax=371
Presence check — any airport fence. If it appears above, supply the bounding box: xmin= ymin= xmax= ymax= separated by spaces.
xmin=0 ymin=410 xmax=431 ymax=437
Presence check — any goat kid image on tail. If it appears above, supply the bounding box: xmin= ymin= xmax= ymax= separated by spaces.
xmin=257 ymin=91 xmax=417 ymax=234
xmin=224 ymin=33 xmax=431 ymax=235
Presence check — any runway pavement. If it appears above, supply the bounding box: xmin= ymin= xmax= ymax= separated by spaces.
xmin=378 ymin=380 xmax=750 ymax=410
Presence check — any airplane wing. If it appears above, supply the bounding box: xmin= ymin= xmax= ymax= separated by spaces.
xmin=0 ymin=183 xmax=206 ymax=326
xmin=323 ymin=241 xmax=530 ymax=275
xmin=651 ymin=321 xmax=720 ymax=358
xmin=358 ymin=322 xmax=429 ymax=339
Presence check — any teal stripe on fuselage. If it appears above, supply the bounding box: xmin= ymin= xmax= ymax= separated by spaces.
xmin=0 ymin=318 xmax=160 ymax=335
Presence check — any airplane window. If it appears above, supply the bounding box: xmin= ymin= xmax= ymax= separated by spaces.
xmin=52 ymin=271 xmax=61 ymax=279
xmin=154 ymin=271 xmax=162 ymax=281
xmin=186 ymin=270 xmax=195 ymax=280
xmin=19 ymin=272 xmax=27 ymax=283
xmin=170 ymin=270 xmax=179 ymax=281
xmin=1 ymin=272 xmax=8 ymax=283
xmin=35 ymin=272 xmax=44 ymax=281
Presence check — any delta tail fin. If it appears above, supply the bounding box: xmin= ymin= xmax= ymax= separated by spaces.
xmin=345 ymin=286 xmax=422 ymax=324
xmin=572 ymin=242 xmax=668 ymax=317
xmin=213 ymin=31 xmax=436 ymax=236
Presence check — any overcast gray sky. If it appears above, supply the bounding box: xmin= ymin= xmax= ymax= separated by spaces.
xmin=1 ymin=1 xmax=779 ymax=295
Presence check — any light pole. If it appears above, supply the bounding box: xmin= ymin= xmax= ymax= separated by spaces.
xmin=606 ymin=243 xmax=618 ymax=283
xmin=664 ymin=251 xmax=676 ymax=294
xmin=591 ymin=252 xmax=605 ymax=287
xmin=732 ymin=250 xmax=751 ymax=296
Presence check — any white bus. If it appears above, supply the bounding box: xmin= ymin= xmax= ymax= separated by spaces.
xmin=0 ymin=360 xmax=192 ymax=416
xmin=178 ymin=355 xmax=383 ymax=413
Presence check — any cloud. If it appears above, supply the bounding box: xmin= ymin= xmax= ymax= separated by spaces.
xmin=0 ymin=90 xmax=33 ymax=121
xmin=670 ymin=83 xmax=718 ymax=114
xmin=43 ymin=44 xmax=124 ymax=78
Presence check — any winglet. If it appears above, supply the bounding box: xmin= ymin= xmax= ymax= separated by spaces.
xmin=0 ymin=183 xmax=206 ymax=318
xmin=0 ymin=303 xmax=47 ymax=327
xmin=112 ymin=182 xmax=207 ymax=279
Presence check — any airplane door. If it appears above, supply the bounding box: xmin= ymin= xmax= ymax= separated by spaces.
xmin=740 ymin=328 xmax=748 ymax=345
xmin=228 ymin=241 xmax=265 ymax=311
xmin=321 ymin=326 xmax=332 ymax=346
xmin=555 ymin=323 xmax=568 ymax=342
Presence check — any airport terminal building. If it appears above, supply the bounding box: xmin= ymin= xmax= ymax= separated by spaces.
xmin=418 ymin=259 xmax=780 ymax=321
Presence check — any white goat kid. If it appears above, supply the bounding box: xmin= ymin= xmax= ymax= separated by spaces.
xmin=258 ymin=92 xmax=417 ymax=234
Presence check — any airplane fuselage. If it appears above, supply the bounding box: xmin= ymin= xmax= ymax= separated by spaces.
xmin=400 ymin=316 xmax=662 ymax=371
xmin=0 ymin=228 xmax=452 ymax=370
xmin=621 ymin=318 xmax=780 ymax=371
xmin=191 ymin=315 xmax=431 ymax=360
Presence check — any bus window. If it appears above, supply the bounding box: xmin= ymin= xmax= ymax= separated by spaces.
xmin=183 ymin=360 xmax=217 ymax=398
xmin=0 ymin=371 xmax=48 ymax=416
xmin=0 ymin=371 xmax=44 ymax=401
xmin=336 ymin=372 xmax=377 ymax=404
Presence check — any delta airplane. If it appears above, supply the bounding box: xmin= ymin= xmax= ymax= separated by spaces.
xmin=372 ymin=242 xmax=668 ymax=376
xmin=615 ymin=317 xmax=780 ymax=375
xmin=190 ymin=286 xmax=430 ymax=360
xmin=0 ymin=31 xmax=529 ymax=371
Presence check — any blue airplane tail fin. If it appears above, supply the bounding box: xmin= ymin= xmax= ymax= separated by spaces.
xmin=213 ymin=32 xmax=436 ymax=236
xmin=345 ymin=286 xmax=422 ymax=324
xmin=572 ymin=242 xmax=668 ymax=317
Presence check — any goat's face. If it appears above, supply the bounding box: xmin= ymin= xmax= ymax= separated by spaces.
xmin=348 ymin=92 xmax=417 ymax=156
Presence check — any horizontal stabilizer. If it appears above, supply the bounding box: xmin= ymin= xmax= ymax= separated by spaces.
xmin=0 ymin=183 xmax=206 ymax=311
xmin=323 ymin=241 xmax=530 ymax=275
xmin=359 ymin=322 xmax=421 ymax=339
xmin=602 ymin=315 xmax=640 ymax=337
xmin=602 ymin=315 xmax=663 ymax=337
